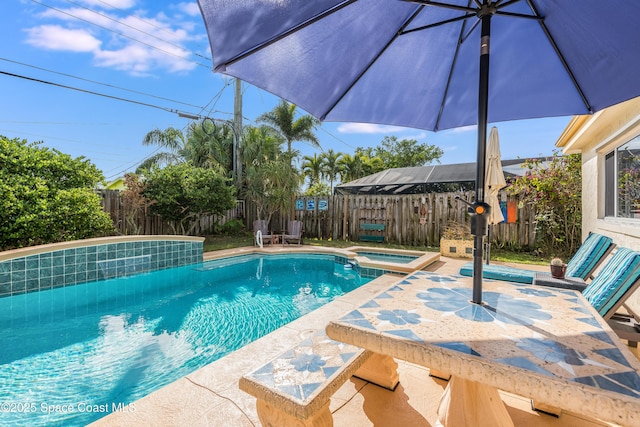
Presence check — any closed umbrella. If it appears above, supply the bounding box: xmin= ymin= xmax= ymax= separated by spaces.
xmin=484 ymin=126 xmax=506 ymax=264
xmin=197 ymin=0 xmax=640 ymax=303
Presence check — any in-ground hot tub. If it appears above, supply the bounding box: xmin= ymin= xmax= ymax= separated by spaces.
xmin=346 ymin=246 xmax=439 ymax=274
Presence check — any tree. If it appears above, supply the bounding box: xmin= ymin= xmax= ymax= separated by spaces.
xmin=320 ymin=149 xmax=343 ymax=193
xmin=360 ymin=136 xmax=443 ymax=168
xmin=138 ymin=121 xmax=236 ymax=177
xmin=305 ymin=182 xmax=331 ymax=196
xmin=617 ymin=148 xmax=640 ymax=217
xmin=244 ymin=158 xmax=300 ymax=223
xmin=120 ymin=173 xmax=148 ymax=235
xmin=137 ymin=127 xmax=186 ymax=172
xmin=257 ymin=100 xmax=321 ymax=165
xmin=242 ymin=123 xmax=300 ymax=222
xmin=301 ymin=153 xmax=324 ymax=187
xmin=241 ymin=125 xmax=283 ymax=169
xmin=0 ymin=136 xmax=114 ymax=249
xmin=338 ymin=153 xmax=385 ymax=184
xmin=338 ymin=154 xmax=364 ymax=183
xmin=508 ymin=151 xmax=582 ymax=257
xmin=184 ymin=120 xmax=233 ymax=174
xmin=142 ymin=163 xmax=236 ymax=235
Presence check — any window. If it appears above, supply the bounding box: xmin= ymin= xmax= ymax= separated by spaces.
xmin=605 ymin=135 xmax=640 ymax=218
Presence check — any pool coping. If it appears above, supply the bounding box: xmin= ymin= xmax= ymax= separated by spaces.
xmin=0 ymin=235 xmax=205 ymax=262
xmin=203 ymin=245 xmax=440 ymax=275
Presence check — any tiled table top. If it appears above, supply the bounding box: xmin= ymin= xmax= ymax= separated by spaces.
xmin=326 ymin=271 xmax=640 ymax=426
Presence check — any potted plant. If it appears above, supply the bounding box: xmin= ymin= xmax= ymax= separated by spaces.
xmin=550 ymin=257 xmax=567 ymax=279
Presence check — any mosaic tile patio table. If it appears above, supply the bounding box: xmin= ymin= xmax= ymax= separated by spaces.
xmin=326 ymin=271 xmax=640 ymax=427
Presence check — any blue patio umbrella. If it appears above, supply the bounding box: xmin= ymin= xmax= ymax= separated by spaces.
xmin=197 ymin=0 xmax=640 ymax=304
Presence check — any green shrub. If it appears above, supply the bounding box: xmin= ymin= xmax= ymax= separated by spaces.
xmin=219 ymin=219 xmax=245 ymax=235
xmin=143 ymin=163 xmax=236 ymax=235
xmin=0 ymin=136 xmax=115 ymax=250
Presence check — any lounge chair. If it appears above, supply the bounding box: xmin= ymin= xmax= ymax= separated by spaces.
xmin=580 ymin=247 xmax=640 ymax=320
xmin=253 ymin=219 xmax=274 ymax=246
xmin=283 ymin=220 xmax=303 ymax=245
xmin=459 ymin=232 xmax=615 ymax=284
xmin=534 ymin=247 xmax=640 ymax=346
xmin=529 ymin=246 xmax=640 ymax=413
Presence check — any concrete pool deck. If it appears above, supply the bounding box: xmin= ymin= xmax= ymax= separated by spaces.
xmin=91 ymin=249 xmax=639 ymax=427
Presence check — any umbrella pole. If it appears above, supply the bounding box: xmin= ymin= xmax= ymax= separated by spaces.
xmin=472 ymin=4 xmax=493 ymax=305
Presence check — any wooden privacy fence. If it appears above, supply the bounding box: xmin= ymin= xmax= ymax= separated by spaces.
xmin=98 ymin=190 xmax=245 ymax=236
xmin=100 ymin=189 xmax=535 ymax=249
xmin=244 ymin=191 xmax=536 ymax=249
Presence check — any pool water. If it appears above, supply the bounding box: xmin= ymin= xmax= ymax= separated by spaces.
xmin=356 ymin=251 xmax=419 ymax=264
xmin=0 ymin=253 xmax=368 ymax=427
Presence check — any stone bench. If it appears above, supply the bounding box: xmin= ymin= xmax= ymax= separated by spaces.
xmin=239 ymin=330 xmax=399 ymax=426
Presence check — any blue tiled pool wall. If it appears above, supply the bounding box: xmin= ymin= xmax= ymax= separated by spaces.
xmin=0 ymin=240 xmax=203 ymax=298
xmin=333 ymin=255 xmax=396 ymax=279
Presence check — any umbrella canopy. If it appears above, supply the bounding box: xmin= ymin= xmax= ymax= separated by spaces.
xmin=485 ymin=126 xmax=506 ymax=226
xmin=198 ymin=0 xmax=640 ymax=302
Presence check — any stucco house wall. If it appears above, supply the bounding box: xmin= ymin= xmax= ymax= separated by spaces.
xmin=556 ymin=97 xmax=640 ymax=314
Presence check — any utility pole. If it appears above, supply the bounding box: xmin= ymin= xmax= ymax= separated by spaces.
xmin=233 ymin=78 xmax=243 ymax=189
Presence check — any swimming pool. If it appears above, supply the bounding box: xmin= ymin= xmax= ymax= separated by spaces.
xmin=0 ymin=253 xmax=369 ymax=427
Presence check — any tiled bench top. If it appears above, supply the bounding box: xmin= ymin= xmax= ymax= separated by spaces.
xmin=239 ymin=330 xmax=371 ymax=421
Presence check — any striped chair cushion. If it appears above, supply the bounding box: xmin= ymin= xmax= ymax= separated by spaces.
xmin=582 ymin=247 xmax=640 ymax=317
xmin=459 ymin=263 xmax=535 ymax=284
xmin=565 ymin=233 xmax=613 ymax=279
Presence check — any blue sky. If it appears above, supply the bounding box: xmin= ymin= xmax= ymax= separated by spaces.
xmin=1 ymin=0 xmax=572 ymax=184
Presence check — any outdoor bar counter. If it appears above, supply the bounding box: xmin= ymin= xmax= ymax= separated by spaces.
xmin=326 ymin=271 xmax=640 ymax=427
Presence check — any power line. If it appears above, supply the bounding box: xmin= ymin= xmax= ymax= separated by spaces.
xmin=30 ymin=0 xmax=211 ymax=69
xmin=103 ymin=147 xmax=162 ymax=180
xmin=0 ymin=57 xmax=203 ymax=109
xmin=94 ymin=0 xmax=199 ymax=47
xmin=0 ymin=69 xmax=203 ymax=117
xmin=0 ymin=125 xmax=164 ymax=180
xmin=0 ymin=127 xmax=127 ymax=157
xmin=290 ymin=107 xmax=357 ymax=151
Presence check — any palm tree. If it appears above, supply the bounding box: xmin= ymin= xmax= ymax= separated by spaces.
xmin=320 ymin=149 xmax=343 ymax=194
xmin=245 ymin=158 xmax=300 ymax=223
xmin=242 ymin=124 xmax=302 ymax=221
xmin=257 ymin=100 xmax=321 ymax=165
xmin=363 ymin=155 xmax=385 ymax=176
xmin=137 ymin=127 xmax=186 ymax=172
xmin=184 ymin=120 xmax=233 ymax=175
xmin=301 ymin=153 xmax=324 ymax=187
xmin=338 ymin=153 xmax=365 ymax=183
xmin=241 ymin=125 xmax=283 ymax=169
xmin=338 ymin=153 xmax=384 ymax=183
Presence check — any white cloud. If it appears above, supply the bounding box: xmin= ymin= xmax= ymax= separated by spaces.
xmin=24 ymin=3 xmax=202 ymax=75
xmin=177 ymin=2 xmax=201 ymax=16
xmin=447 ymin=125 xmax=476 ymax=134
xmin=405 ymin=131 xmax=428 ymax=140
xmin=94 ymin=43 xmax=152 ymax=73
xmin=25 ymin=25 xmax=101 ymax=52
xmin=80 ymin=0 xmax=137 ymax=9
xmin=94 ymin=43 xmax=195 ymax=75
xmin=337 ymin=123 xmax=409 ymax=134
